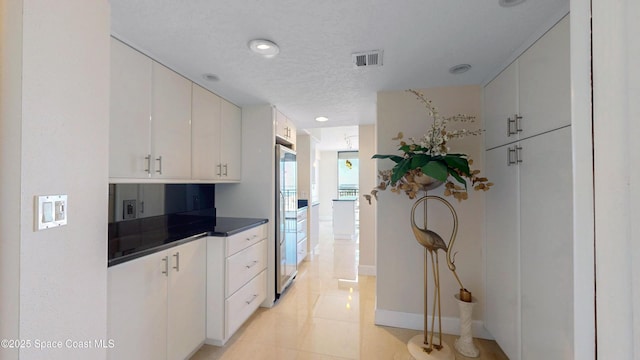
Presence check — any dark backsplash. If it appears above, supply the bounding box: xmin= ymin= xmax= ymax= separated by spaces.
xmin=108 ymin=183 xmax=215 ymax=223
xmin=108 ymin=183 xmax=216 ymax=262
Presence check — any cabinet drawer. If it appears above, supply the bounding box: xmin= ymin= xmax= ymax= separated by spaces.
xmin=226 ymin=224 xmax=267 ymax=256
xmin=297 ymin=238 xmax=307 ymax=265
xmin=226 ymin=239 xmax=267 ymax=297
xmin=296 ymin=209 xmax=307 ymax=221
xmin=226 ymin=270 xmax=266 ymax=337
xmin=296 ymin=218 xmax=307 ymax=242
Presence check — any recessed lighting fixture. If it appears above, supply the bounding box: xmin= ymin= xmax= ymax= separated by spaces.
xmin=202 ymin=73 xmax=219 ymax=82
xmin=499 ymin=0 xmax=526 ymax=7
xmin=315 ymin=116 xmax=329 ymax=122
xmin=248 ymin=39 xmax=280 ymax=58
xmin=449 ymin=64 xmax=472 ymax=74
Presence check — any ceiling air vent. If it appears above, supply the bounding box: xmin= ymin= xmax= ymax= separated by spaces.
xmin=352 ymin=50 xmax=383 ymax=68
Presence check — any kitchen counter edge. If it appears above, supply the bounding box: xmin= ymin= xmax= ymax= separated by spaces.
xmin=108 ymin=217 xmax=268 ymax=267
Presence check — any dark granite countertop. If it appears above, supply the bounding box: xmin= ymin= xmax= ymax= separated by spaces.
xmin=108 ymin=214 xmax=268 ymax=267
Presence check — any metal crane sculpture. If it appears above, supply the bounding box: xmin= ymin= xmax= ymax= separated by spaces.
xmin=410 ymin=192 xmax=471 ymax=356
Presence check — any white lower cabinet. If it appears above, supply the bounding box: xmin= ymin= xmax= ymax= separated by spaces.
xmin=108 ymin=238 xmax=206 ymax=360
xmin=296 ymin=208 xmax=308 ymax=265
xmin=206 ymin=224 xmax=268 ymax=345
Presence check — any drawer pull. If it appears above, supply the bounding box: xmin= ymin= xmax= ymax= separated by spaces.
xmin=161 ymin=256 xmax=169 ymax=276
xmin=245 ymin=260 xmax=259 ymax=269
xmin=173 ymin=252 xmax=180 ymax=272
xmin=245 ymin=294 xmax=258 ymax=305
xmin=245 ymin=234 xmax=258 ymax=241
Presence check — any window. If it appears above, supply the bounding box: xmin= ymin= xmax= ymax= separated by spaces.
xmin=337 ymin=151 xmax=358 ymax=199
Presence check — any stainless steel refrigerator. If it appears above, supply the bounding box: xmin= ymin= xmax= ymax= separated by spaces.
xmin=275 ymin=144 xmax=297 ymax=297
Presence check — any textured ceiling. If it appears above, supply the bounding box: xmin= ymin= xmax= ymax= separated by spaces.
xmin=110 ymin=0 xmax=569 ymax=133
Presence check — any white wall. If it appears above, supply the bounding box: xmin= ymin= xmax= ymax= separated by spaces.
xmin=375 ymin=86 xmax=490 ymax=338
xmin=358 ymin=125 xmax=376 ymax=275
xmin=592 ymin=0 xmax=640 ymax=357
xmin=569 ymin=2 xmax=597 ymax=358
xmin=318 ymin=151 xmax=337 ymax=220
xmin=297 ymin=134 xmax=311 ymax=200
xmin=1 ymin=1 xmax=110 ymax=359
xmin=0 ymin=0 xmax=24 ymax=354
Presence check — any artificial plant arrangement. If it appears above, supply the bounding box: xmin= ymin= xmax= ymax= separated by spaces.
xmin=365 ymin=89 xmax=492 ymax=203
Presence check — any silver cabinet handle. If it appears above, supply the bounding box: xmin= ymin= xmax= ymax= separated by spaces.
xmin=245 ymin=294 xmax=258 ymax=305
xmin=173 ymin=252 xmax=180 ymax=272
xmin=161 ymin=256 xmax=169 ymax=276
xmin=223 ymin=164 xmax=228 ymax=176
xmin=507 ymin=146 xmax=517 ymax=166
xmin=508 ymin=145 xmax=524 ymax=166
xmin=516 ymin=115 xmax=523 ymax=133
xmin=507 ymin=115 xmax=523 ymax=136
xmin=155 ymin=156 xmax=163 ymax=174
xmin=245 ymin=260 xmax=258 ymax=269
xmin=216 ymin=163 xmax=222 ymax=177
xmin=144 ymin=155 xmax=151 ymax=174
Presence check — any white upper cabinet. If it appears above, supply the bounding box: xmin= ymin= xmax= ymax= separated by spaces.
xmin=484 ymin=16 xmax=570 ymax=149
xmin=191 ymin=84 xmax=222 ymax=180
xmin=518 ymin=16 xmax=571 ymax=139
xmin=151 ymin=62 xmax=192 ymax=179
xmin=275 ymin=109 xmax=296 ymax=148
xmin=220 ymin=98 xmax=242 ymax=180
xmin=110 ymin=38 xmax=192 ymax=180
xmin=484 ymin=62 xmax=519 ymax=149
xmin=109 ymin=38 xmax=152 ymax=178
xmin=191 ymin=84 xmax=242 ymax=182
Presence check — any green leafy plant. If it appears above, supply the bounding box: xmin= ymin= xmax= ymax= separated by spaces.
xmin=368 ymin=90 xmax=492 ymax=202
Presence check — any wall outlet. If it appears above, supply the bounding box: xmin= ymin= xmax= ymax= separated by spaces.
xmin=123 ymin=199 xmax=136 ymax=220
xmin=35 ymin=194 xmax=67 ymax=231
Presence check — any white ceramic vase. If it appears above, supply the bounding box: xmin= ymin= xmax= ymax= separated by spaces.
xmin=454 ymin=294 xmax=480 ymax=358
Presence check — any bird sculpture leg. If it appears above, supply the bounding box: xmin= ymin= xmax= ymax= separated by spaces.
xmin=429 ymin=250 xmax=444 ymax=350
xmin=423 ymin=247 xmax=433 ymax=353
xmin=435 ymin=251 xmax=443 ymax=350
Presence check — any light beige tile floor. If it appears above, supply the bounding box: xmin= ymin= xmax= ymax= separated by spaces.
xmin=191 ymin=221 xmax=508 ymax=360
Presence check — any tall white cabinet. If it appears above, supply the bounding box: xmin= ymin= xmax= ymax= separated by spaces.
xmin=484 ymin=15 xmax=573 ymax=360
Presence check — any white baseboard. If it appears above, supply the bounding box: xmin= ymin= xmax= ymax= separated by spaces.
xmin=358 ymin=265 xmax=377 ymax=276
xmin=374 ymin=308 xmax=493 ymax=340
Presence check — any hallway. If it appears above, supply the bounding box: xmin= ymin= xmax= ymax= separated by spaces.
xmin=192 ymin=221 xmax=507 ymax=359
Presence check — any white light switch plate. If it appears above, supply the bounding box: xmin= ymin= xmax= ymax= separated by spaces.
xmin=35 ymin=194 xmax=67 ymax=231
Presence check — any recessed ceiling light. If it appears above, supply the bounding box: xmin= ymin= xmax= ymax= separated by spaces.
xmin=499 ymin=0 xmax=526 ymax=7
xmin=449 ymin=64 xmax=472 ymax=74
xmin=248 ymin=39 xmax=280 ymax=58
xmin=202 ymin=73 xmax=219 ymax=82
xmin=315 ymin=116 xmax=329 ymax=122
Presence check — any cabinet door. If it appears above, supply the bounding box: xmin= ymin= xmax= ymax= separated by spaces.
xmin=275 ymin=110 xmax=288 ymax=139
xmin=220 ymin=99 xmax=242 ymax=180
xmin=108 ymin=251 xmax=168 ymax=360
xmin=518 ymin=16 xmax=570 ymax=139
xmin=152 ymin=62 xmax=192 ymax=179
xmin=191 ymin=84 xmax=222 ymax=180
xmin=484 ymin=145 xmax=521 ymax=360
xmin=519 ymin=127 xmax=573 ymax=359
xmin=109 ymin=38 xmax=152 ymax=178
xmin=484 ymin=61 xmax=519 ymax=149
xmin=167 ymin=239 xmax=206 ymax=360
